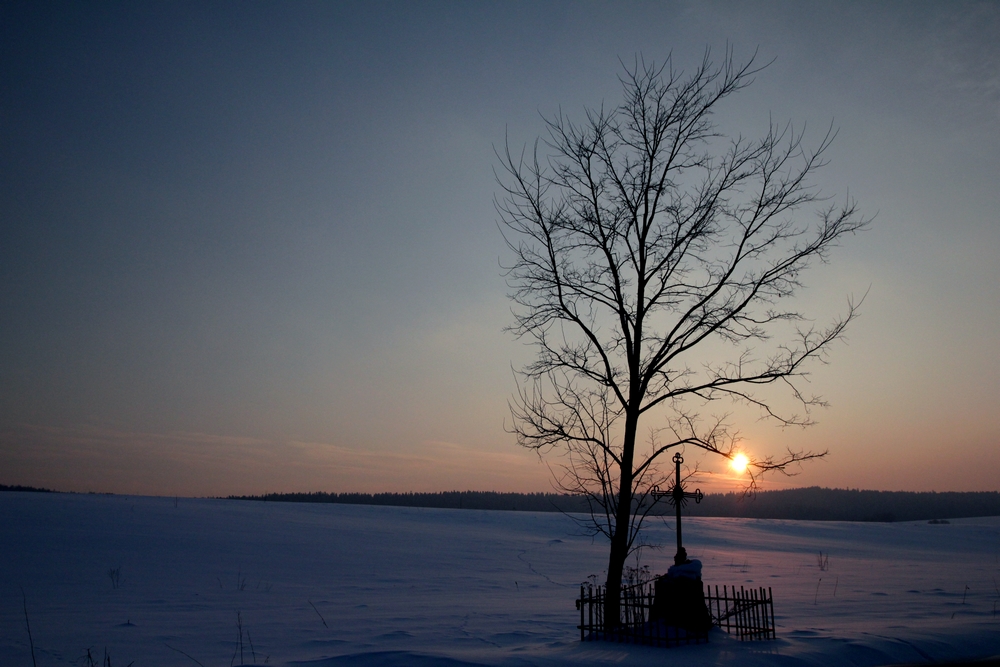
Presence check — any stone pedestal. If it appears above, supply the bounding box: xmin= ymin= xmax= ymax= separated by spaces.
xmin=650 ymin=560 xmax=712 ymax=631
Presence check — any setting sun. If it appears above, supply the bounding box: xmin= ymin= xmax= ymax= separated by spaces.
xmin=731 ymin=453 xmax=750 ymax=474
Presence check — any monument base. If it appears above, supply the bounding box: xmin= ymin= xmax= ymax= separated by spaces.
xmin=650 ymin=572 xmax=713 ymax=632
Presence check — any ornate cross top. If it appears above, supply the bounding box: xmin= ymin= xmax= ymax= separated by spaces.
xmin=651 ymin=452 xmax=704 ymax=561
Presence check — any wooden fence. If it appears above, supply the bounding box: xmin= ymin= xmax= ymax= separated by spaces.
xmin=576 ymin=580 xmax=775 ymax=646
xmin=707 ymin=584 xmax=776 ymax=641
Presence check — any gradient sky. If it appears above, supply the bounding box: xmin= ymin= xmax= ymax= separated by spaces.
xmin=2 ymin=1 xmax=998 ymax=497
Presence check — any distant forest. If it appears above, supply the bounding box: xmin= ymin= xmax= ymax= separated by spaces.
xmin=6 ymin=483 xmax=998 ymax=521
xmin=228 ymin=487 xmax=1000 ymax=522
xmin=0 ymin=483 xmax=54 ymax=493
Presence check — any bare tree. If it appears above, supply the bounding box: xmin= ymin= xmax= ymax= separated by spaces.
xmin=495 ymin=49 xmax=868 ymax=626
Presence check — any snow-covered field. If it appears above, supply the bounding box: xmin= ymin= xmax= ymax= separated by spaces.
xmin=2 ymin=492 xmax=999 ymax=666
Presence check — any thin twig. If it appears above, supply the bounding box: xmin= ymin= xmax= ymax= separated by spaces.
xmin=231 ymin=611 xmax=244 ymax=667
xmin=308 ymin=599 xmax=328 ymax=628
xmin=164 ymin=643 xmax=206 ymax=667
xmin=21 ymin=587 xmax=37 ymax=667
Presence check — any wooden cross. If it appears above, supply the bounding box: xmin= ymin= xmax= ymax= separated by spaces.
xmin=651 ymin=452 xmax=704 ymax=561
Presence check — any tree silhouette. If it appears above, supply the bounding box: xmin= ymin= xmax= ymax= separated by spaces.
xmin=496 ymin=48 xmax=868 ymax=626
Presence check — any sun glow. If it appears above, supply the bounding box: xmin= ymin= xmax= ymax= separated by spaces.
xmin=730 ymin=453 xmax=750 ymax=474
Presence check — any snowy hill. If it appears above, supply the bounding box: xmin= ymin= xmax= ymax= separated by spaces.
xmin=2 ymin=492 xmax=999 ymax=666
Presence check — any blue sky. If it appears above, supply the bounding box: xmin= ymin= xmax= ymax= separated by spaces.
xmin=2 ymin=1 xmax=998 ymax=496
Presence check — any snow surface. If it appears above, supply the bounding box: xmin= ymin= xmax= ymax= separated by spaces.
xmin=2 ymin=492 xmax=999 ymax=666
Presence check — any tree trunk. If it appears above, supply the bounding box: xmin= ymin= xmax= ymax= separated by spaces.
xmin=604 ymin=409 xmax=639 ymax=628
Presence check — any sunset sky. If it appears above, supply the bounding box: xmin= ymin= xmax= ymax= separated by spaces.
xmin=2 ymin=2 xmax=998 ymax=497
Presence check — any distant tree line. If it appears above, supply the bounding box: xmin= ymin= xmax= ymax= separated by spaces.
xmin=228 ymin=487 xmax=1000 ymax=522
xmin=0 ymin=484 xmax=54 ymax=493
xmin=227 ymin=490 xmax=581 ymax=513
xmin=6 ymin=483 xmax=997 ymax=521
xmin=684 ymin=487 xmax=1000 ymax=522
